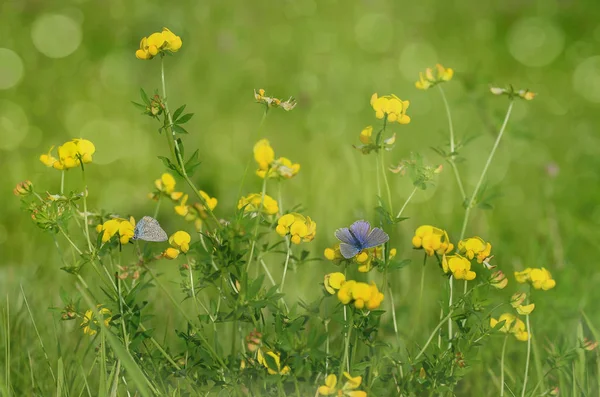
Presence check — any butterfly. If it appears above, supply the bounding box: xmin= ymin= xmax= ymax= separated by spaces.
xmin=132 ymin=216 xmax=168 ymax=242
xmin=335 ymin=220 xmax=389 ymax=259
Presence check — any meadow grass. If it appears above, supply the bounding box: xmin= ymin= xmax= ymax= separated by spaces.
xmin=2 ymin=1 xmax=600 ymax=396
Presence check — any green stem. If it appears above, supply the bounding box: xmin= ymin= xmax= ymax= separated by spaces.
xmin=459 ymin=100 xmax=514 ymax=241
xmin=153 ymin=195 xmax=162 ymax=218
xmin=500 ymin=334 xmax=508 ymax=396
xmin=379 ymin=148 xmax=393 ymax=216
xmin=340 ymin=307 xmax=353 ymax=377
xmin=160 ymin=55 xmax=220 ymax=227
xmin=448 ymin=276 xmax=454 ymax=348
xmin=60 ymin=170 xmax=65 ymax=195
xmin=522 ymin=311 xmax=532 ymax=397
xmin=236 ymin=108 xmax=269 ymax=206
xmin=146 ymin=267 xmax=227 ymax=370
xmin=415 ymin=310 xmax=454 ymax=360
xmin=245 ymin=173 xmax=269 ymax=273
xmin=80 ymin=166 xmax=93 ymax=252
xmin=280 ymin=239 xmax=292 ymax=291
xmin=437 ymin=85 xmax=466 ymax=201
xmin=396 ymin=186 xmax=418 ymax=219
xmin=416 ymin=254 xmax=427 ymax=328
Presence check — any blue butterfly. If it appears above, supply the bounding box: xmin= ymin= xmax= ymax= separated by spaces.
xmin=335 ymin=220 xmax=390 ymax=259
xmin=132 ymin=216 xmax=168 ymax=242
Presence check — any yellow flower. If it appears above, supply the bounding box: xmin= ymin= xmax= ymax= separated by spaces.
xmin=163 ymin=247 xmax=180 ymax=259
xmin=518 ymin=89 xmax=536 ymax=101
xmin=169 ymin=231 xmax=191 ymax=253
xmin=317 ymin=372 xmax=367 ymax=397
xmin=100 ymin=218 xmax=135 ymax=244
xmin=529 ymin=268 xmax=556 ymax=290
xmin=415 ymin=64 xmax=454 ymax=90
xmin=257 ymin=350 xmax=290 ymax=375
xmin=155 ymin=173 xmax=176 ymax=194
xmin=458 ymin=237 xmax=492 ymax=264
xmin=514 ymin=267 xmax=556 ymax=290
xmin=254 ymin=139 xmax=300 ymax=179
xmin=516 ymin=303 xmax=535 ymax=315
xmin=324 ymin=272 xmax=345 ymax=294
xmin=359 ymin=126 xmax=373 ymax=145
xmin=40 ymin=146 xmax=59 ymax=168
xmin=174 ymin=194 xmax=189 ymax=216
xmin=490 ymin=313 xmax=529 ymax=341
xmin=276 ymin=213 xmax=316 ymax=244
xmin=136 ymin=27 xmax=182 ymax=60
xmin=337 ymin=280 xmax=356 ymax=305
xmin=238 ymin=193 xmax=279 ymax=215
xmin=199 ymin=190 xmax=218 ymax=211
xmin=370 ymin=93 xmax=410 ymax=124
xmin=490 ymin=270 xmax=508 ymax=289
xmin=354 ymin=246 xmax=396 ymax=272
xmin=336 ymin=280 xmax=384 ymax=310
xmin=324 ymin=244 xmax=342 ymax=261
xmin=80 ymin=305 xmax=111 ymax=336
xmin=445 ymin=254 xmax=476 ymax=280
xmin=412 ymin=225 xmax=454 ymax=256
xmin=254 ymin=139 xmax=275 ymax=171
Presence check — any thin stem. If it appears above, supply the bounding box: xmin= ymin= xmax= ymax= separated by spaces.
xmin=340 ymin=307 xmax=353 ymax=377
xmin=416 ymin=254 xmax=427 ymax=328
xmin=160 ymin=56 xmax=220 ymax=226
xmin=379 ymin=149 xmax=393 ymax=216
xmin=522 ymin=312 xmax=532 ymax=397
xmin=58 ymin=226 xmax=83 ymax=255
xmin=459 ymin=100 xmax=514 ymax=241
xmin=396 ymin=186 xmax=418 ymax=219
xmin=500 ymin=334 xmax=509 ymax=396
xmin=448 ymin=276 xmax=454 ymax=348
xmin=260 ymin=258 xmax=288 ymax=311
xmin=415 ymin=310 xmax=454 ymax=360
xmin=388 ymin=286 xmax=404 ymax=379
xmin=437 ymin=85 xmax=466 ymax=201
xmin=237 ymin=108 xmax=269 ymax=206
xmin=245 ymin=174 xmax=268 ymax=273
xmin=80 ymin=167 xmax=93 ymax=252
xmin=153 ymin=195 xmax=162 ymax=218
xmin=280 ymin=239 xmax=292 ymax=291
xmin=60 ymin=170 xmax=65 ymax=195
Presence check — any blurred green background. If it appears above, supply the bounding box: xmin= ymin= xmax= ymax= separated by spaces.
xmin=2 ymin=0 xmax=600 ymax=393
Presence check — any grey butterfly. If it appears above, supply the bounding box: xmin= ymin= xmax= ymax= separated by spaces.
xmin=132 ymin=216 xmax=168 ymax=242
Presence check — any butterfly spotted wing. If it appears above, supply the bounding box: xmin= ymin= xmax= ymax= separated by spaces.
xmin=133 ymin=216 xmax=168 ymax=242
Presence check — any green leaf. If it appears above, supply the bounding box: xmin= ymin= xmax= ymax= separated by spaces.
xmin=388 ymin=259 xmax=411 ymax=271
xmin=172 ymin=124 xmax=188 ymax=134
xmin=140 ymin=88 xmax=151 ymax=106
xmin=131 ymin=101 xmax=147 ymax=111
xmin=157 ymin=156 xmax=180 ymax=174
xmin=176 ymin=113 xmax=194 ymax=124
xmin=172 ymin=104 xmax=186 ymax=121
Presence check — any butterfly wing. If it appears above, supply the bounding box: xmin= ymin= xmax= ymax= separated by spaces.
xmin=134 ymin=216 xmax=168 ymax=242
xmin=339 ymin=243 xmax=361 ymax=259
xmin=362 ymin=226 xmax=390 ymax=249
xmin=335 ymin=227 xmax=357 ymax=245
xmin=349 ymin=220 xmax=372 ymax=247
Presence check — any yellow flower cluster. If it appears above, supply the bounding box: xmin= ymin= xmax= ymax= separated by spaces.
xmin=489 ymin=270 xmax=508 ymax=289
xmin=370 ymin=93 xmax=410 ymax=124
xmin=318 ymin=372 xmax=366 ymax=397
xmin=238 ymin=193 xmax=279 ymax=215
xmin=135 ymin=27 xmax=182 ymax=60
xmin=173 ymin=191 xmax=218 ymax=231
xmin=490 ymin=313 xmax=529 ymax=341
xmin=415 ymin=64 xmax=454 ymax=90
xmin=412 ymin=225 xmax=454 ymax=256
xmin=40 ymin=139 xmax=95 ymax=170
xmin=254 ymin=89 xmax=296 ymax=111
xmin=324 ymin=273 xmax=384 ymax=310
xmin=256 ymin=349 xmax=290 ymax=375
xmin=514 ymin=268 xmax=556 ymax=290
xmin=442 ymin=254 xmax=476 ymax=281
xmin=324 ymin=244 xmax=396 ymax=272
xmin=149 ymin=174 xmax=217 ymax=231
xmin=163 ymin=231 xmax=191 ymax=259
xmin=97 ymin=217 xmax=135 ymax=245
xmin=80 ymin=305 xmax=111 ymax=336
xmin=458 ymin=237 xmax=492 ymax=264
xmin=253 ymin=139 xmax=300 ymax=179
xmin=275 ymin=213 xmax=316 ymax=244
xmin=510 ymin=292 xmax=535 ymax=315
